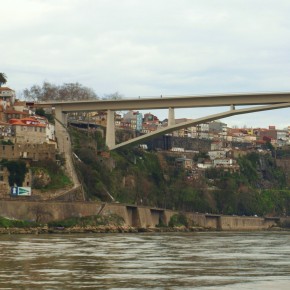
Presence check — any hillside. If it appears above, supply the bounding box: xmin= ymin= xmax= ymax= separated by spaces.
xmin=70 ymin=127 xmax=290 ymax=217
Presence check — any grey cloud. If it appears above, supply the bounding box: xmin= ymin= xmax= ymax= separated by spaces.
xmin=1 ymin=0 xmax=290 ymax=127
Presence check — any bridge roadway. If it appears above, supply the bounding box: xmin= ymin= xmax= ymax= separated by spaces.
xmin=39 ymin=92 xmax=290 ymax=111
xmin=37 ymin=92 xmax=290 ymax=150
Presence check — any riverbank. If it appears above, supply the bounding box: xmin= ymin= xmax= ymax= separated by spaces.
xmin=0 ymin=225 xmax=205 ymax=235
xmin=0 ymin=224 xmax=288 ymax=235
xmin=1 ymin=199 xmax=290 ymax=232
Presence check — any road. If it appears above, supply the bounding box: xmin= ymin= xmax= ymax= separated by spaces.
xmin=55 ymin=120 xmax=80 ymax=189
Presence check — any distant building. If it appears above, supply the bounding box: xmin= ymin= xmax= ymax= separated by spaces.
xmin=209 ymin=120 xmax=227 ymax=133
xmin=142 ymin=112 xmax=160 ymax=133
xmin=4 ymin=109 xmax=30 ymax=122
xmin=9 ymin=117 xmax=47 ymax=144
xmin=197 ymin=159 xmax=213 ymax=169
xmin=0 ymin=121 xmax=12 ymax=137
xmin=171 ymin=118 xmax=195 ymax=138
xmin=115 ymin=113 xmax=122 ymax=128
xmin=0 ymin=87 xmax=15 ymax=110
xmin=13 ymin=101 xmax=28 ymax=112
xmin=92 ymin=111 xmax=107 ymax=126
xmin=123 ymin=111 xmax=143 ymax=131
xmin=175 ymin=156 xmax=193 ymax=170
xmin=213 ymin=158 xmax=240 ymax=173
xmin=196 ymin=123 xmax=210 ymax=139
xmin=208 ymin=150 xmax=226 ymax=160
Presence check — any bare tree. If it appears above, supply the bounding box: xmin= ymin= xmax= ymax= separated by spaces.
xmin=59 ymin=82 xmax=98 ymax=101
xmin=102 ymin=91 xmax=123 ymax=100
xmin=23 ymin=81 xmax=98 ymax=102
xmin=23 ymin=82 xmax=58 ymax=101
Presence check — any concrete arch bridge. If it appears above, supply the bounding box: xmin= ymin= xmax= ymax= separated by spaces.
xmin=37 ymin=92 xmax=290 ymax=150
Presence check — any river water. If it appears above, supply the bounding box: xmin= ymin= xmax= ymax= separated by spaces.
xmin=0 ymin=231 xmax=289 ymax=289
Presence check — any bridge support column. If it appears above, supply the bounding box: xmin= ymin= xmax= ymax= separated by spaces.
xmin=168 ymin=107 xmax=175 ymax=126
xmin=230 ymin=104 xmax=235 ymax=110
xmin=54 ymin=106 xmax=68 ymax=126
xmin=106 ymin=109 xmax=115 ymax=149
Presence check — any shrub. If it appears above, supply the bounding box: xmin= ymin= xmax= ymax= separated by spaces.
xmin=168 ymin=213 xmax=188 ymax=227
xmin=0 ymin=216 xmax=40 ymax=228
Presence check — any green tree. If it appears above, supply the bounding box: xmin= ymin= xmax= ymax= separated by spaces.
xmin=265 ymin=141 xmax=274 ymax=151
xmin=35 ymin=108 xmax=46 ymax=116
xmin=0 ymin=73 xmax=7 ymax=86
xmin=35 ymin=107 xmax=54 ymax=124
xmin=1 ymin=160 xmax=27 ymax=186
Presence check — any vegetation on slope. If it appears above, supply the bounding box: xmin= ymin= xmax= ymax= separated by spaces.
xmin=31 ymin=160 xmax=72 ymax=190
xmin=70 ymin=128 xmax=290 ymax=216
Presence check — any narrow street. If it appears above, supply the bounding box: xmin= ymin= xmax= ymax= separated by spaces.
xmin=55 ymin=121 xmax=80 ymax=189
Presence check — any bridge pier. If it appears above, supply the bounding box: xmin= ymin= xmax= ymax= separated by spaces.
xmin=168 ymin=107 xmax=175 ymax=126
xmin=54 ymin=106 xmax=68 ymax=126
xmin=106 ymin=109 xmax=116 ymax=149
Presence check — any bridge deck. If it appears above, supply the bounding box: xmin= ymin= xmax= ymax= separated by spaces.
xmin=37 ymin=92 xmax=290 ymax=112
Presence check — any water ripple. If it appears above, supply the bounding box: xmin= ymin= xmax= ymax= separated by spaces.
xmin=0 ymin=232 xmax=289 ymax=289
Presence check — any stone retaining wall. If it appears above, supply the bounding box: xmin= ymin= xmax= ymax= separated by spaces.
xmin=0 ymin=200 xmax=287 ymax=230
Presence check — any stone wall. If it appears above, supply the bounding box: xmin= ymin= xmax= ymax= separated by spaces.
xmin=220 ymin=215 xmax=275 ymax=230
xmin=0 ymin=200 xmax=285 ymax=230
xmin=0 ymin=143 xmax=56 ymax=161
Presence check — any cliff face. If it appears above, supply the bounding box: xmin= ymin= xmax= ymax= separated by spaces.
xmin=71 ymin=129 xmax=290 ymax=217
xmin=276 ymin=159 xmax=290 ymax=186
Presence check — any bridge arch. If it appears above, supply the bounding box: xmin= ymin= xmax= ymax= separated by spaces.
xmin=37 ymin=92 xmax=290 ymax=150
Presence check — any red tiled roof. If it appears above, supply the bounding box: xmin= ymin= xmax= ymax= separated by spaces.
xmin=9 ymin=118 xmax=46 ymax=127
xmin=0 ymin=87 xmax=14 ymax=91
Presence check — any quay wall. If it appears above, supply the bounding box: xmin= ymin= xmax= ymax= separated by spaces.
xmin=0 ymin=200 xmax=286 ymax=230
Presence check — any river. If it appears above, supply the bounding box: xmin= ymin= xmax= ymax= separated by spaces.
xmin=0 ymin=231 xmax=289 ymax=289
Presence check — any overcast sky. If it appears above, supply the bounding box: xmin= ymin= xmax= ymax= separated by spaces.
xmin=2 ymin=0 xmax=290 ymax=128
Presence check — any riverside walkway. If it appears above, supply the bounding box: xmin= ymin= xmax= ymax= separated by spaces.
xmin=55 ymin=119 xmax=84 ymax=200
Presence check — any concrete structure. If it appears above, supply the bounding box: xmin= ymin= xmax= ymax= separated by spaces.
xmin=37 ymin=92 xmax=290 ymax=150
xmin=0 ymin=200 xmax=284 ymax=231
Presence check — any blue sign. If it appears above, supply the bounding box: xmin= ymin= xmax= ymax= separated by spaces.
xmin=11 ymin=187 xmax=31 ymax=196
